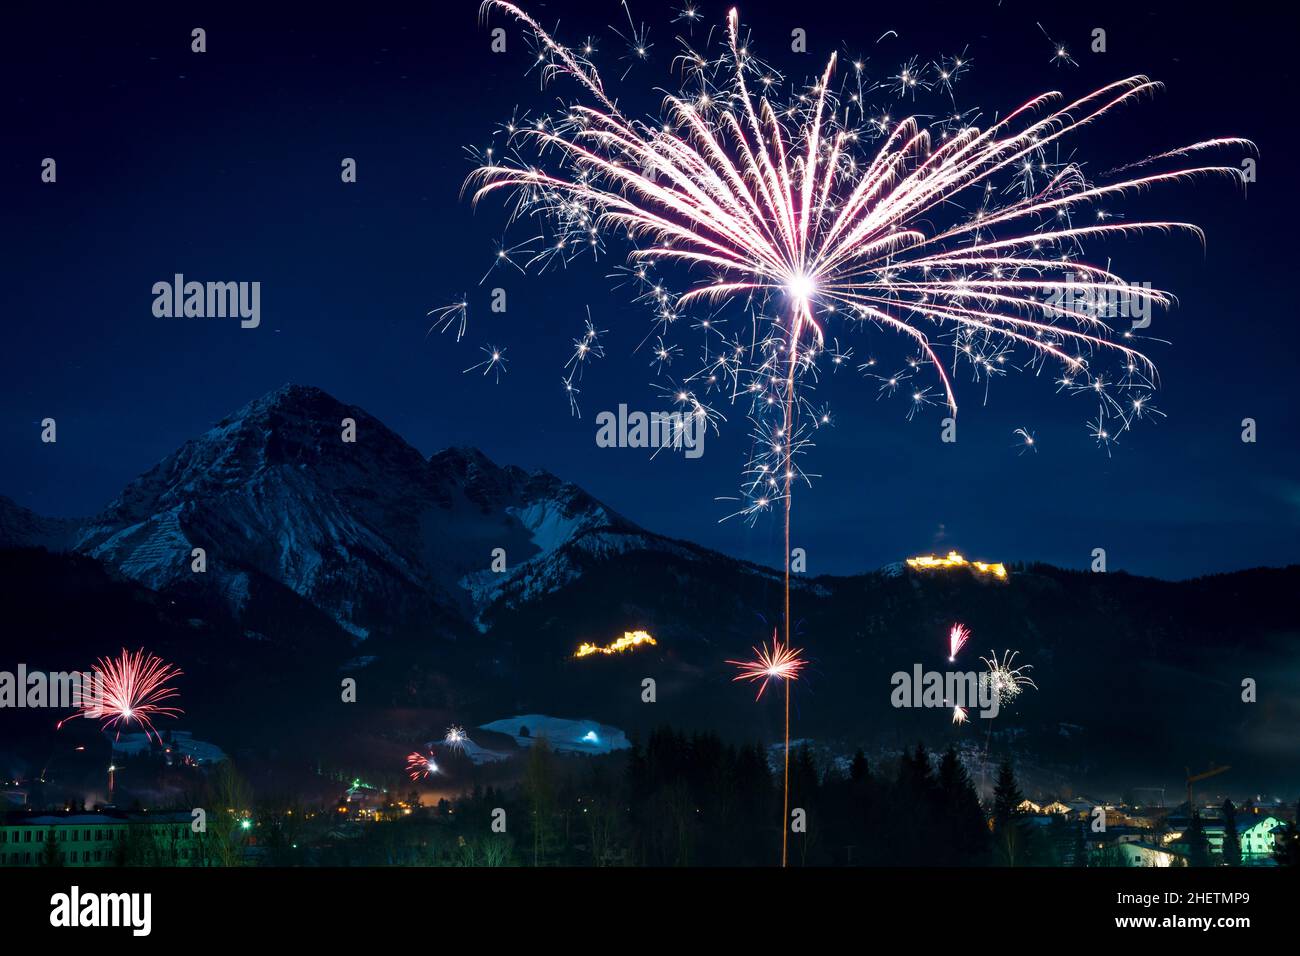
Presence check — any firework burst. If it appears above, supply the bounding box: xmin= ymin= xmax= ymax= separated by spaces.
xmin=727 ymin=628 xmax=808 ymax=867
xmin=444 ymin=725 xmax=468 ymax=751
xmin=980 ymin=649 xmax=1038 ymax=706
xmin=57 ymin=648 xmax=183 ymax=744
xmin=468 ymin=0 xmax=1250 ymax=516
xmin=948 ymin=622 xmax=971 ymax=661
xmin=406 ymin=751 xmax=441 ymax=780
xmin=726 ymin=630 xmax=808 ymax=701
xmin=466 ymin=0 xmax=1246 ymax=866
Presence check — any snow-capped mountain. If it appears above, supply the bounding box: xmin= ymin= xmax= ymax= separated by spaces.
xmin=61 ymin=384 xmax=639 ymax=639
xmin=2 ymin=384 xmax=1298 ymax=792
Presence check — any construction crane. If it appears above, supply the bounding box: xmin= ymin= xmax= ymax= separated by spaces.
xmin=1185 ymin=765 xmax=1230 ymax=814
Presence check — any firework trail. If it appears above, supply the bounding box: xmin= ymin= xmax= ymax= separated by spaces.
xmin=977 ymin=648 xmax=1038 ymax=793
xmin=57 ymin=648 xmax=183 ymax=744
xmin=727 ymin=630 xmax=807 ymax=865
xmin=406 ymin=751 xmax=441 ymax=780
xmin=465 ymin=0 xmax=1249 ymax=861
xmin=948 ymin=622 xmax=971 ymax=661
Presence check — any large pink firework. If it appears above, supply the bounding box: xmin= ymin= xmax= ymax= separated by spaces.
xmin=468 ymin=3 xmax=1249 ymax=478
xmin=58 ymin=648 xmax=183 ymax=744
xmin=467 ymin=0 xmax=1249 ymax=608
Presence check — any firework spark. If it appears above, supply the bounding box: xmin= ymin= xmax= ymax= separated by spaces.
xmin=726 ymin=630 xmax=808 ymax=701
xmin=1013 ymin=426 xmax=1037 ymax=454
xmin=471 ymin=1 xmax=1249 ymax=512
xmin=980 ymin=649 xmax=1038 ymax=706
xmin=406 ymin=751 xmax=441 ymax=780
xmin=57 ymin=648 xmax=183 ymax=744
xmin=428 ymin=297 xmax=469 ymax=342
xmin=948 ymin=622 xmax=971 ymax=662
xmin=464 ymin=343 xmax=510 ymax=382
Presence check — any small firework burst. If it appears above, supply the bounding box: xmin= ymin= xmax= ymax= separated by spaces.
xmin=952 ymin=705 xmax=969 ymax=725
xmin=980 ymin=649 xmax=1038 ymax=706
xmin=406 ymin=751 xmax=440 ymax=781
xmin=427 ymin=297 xmax=469 ymax=342
xmin=726 ymin=630 xmax=808 ymax=701
xmin=464 ymin=343 xmax=509 ymax=382
xmin=948 ymin=623 xmax=971 ymax=662
xmin=444 ymin=726 xmax=468 ymax=752
xmin=1013 ymin=427 xmax=1037 ymax=455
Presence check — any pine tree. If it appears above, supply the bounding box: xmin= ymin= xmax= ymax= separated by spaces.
xmin=524 ymin=736 xmax=556 ymax=866
xmin=991 ymin=757 xmax=1026 ymax=866
xmin=1221 ymin=799 xmax=1241 ymax=866
xmin=40 ymin=827 xmax=62 ymax=867
xmin=937 ymin=745 xmax=989 ymax=865
xmin=1184 ymin=811 xmax=1212 ymax=867
xmin=849 ymin=750 xmax=869 ymax=787
xmin=992 ymin=757 xmax=1023 ymax=828
xmin=1273 ymin=806 xmax=1299 ymax=867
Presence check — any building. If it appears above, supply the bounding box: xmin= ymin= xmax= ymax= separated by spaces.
xmin=0 ymin=811 xmax=204 ymax=867
xmin=1118 ymin=841 xmax=1187 ymax=868
xmin=1162 ymin=814 xmax=1284 ymax=862
xmin=1240 ymin=816 xmax=1283 ymax=857
xmin=113 ymin=730 xmax=227 ymax=767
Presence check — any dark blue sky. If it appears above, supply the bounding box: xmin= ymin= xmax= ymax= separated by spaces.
xmin=2 ymin=0 xmax=1296 ymax=579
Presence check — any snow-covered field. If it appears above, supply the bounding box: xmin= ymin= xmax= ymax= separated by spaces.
xmin=478 ymin=715 xmax=630 ymax=755
xmin=450 ymin=737 xmax=513 ymax=766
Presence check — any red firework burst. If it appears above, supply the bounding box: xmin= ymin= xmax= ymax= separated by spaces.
xmin=726 ymin=630 xmax=808 ymax=700
xmin=58 ymin=648 xmax=183 ymax=743
xmin=406 ymin=751 xmax=440 ymax=781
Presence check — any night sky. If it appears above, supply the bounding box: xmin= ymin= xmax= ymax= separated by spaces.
xmin=2 ymin=0 xmax=1296 ymax=579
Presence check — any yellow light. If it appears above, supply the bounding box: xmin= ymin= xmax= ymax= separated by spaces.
xmin=906 ymin=550 xmax=1007 ymax=579
xmin=574 ymin=630 xmax=658 ymax=658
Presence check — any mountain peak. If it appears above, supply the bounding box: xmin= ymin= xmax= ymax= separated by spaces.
xmin=222 ymin=383 xmax=343 ymax=421
xmin=63 ymin=385 xmax=633 ymax=638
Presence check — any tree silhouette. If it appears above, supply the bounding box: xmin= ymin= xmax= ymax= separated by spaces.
xmin=1221 ymin=800 xmax=1241 ymax=866
xmin=991 ymin=757 xmax=1027 ymax=866
xmin=1183 ymin=811 xmax=1212 ymax=867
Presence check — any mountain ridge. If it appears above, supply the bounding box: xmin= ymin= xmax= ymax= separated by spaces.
xmin=2 ymin=384 xmax=1298 ymax=793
